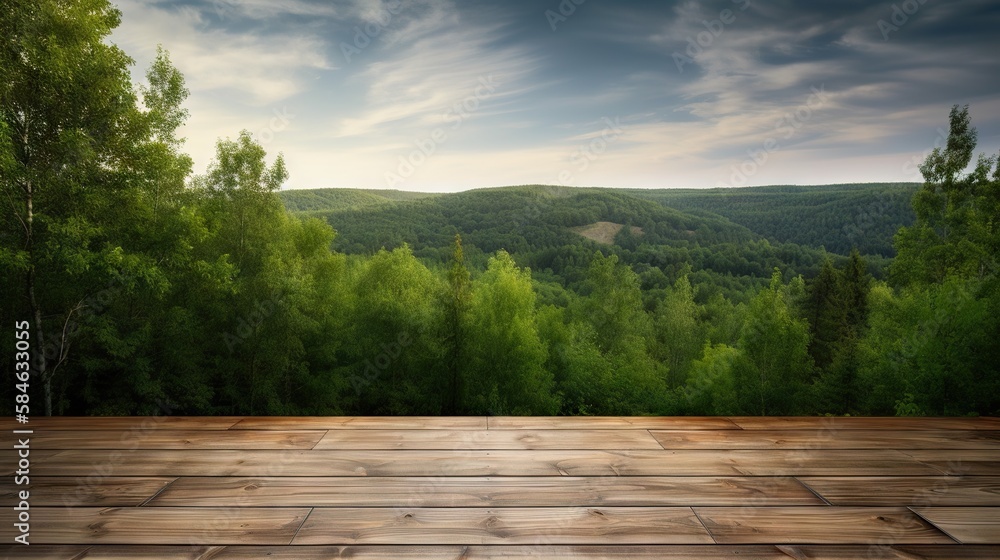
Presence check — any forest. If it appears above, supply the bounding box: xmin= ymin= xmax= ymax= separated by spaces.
xmin=2 ymin=1 xmax=999 ymax=417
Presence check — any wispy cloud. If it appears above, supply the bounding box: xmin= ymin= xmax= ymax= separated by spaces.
xmin=333 ymin=1 xmax=541 ymax=141
xmin=112 ymin=0 xmax=333 ymax=105
xmin=109 ymin=0 xmax=1000 ymax=191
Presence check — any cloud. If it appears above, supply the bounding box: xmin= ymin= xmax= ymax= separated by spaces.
xmin=332 ymin=1 xmax=542 ymax=140
xmin=111 ymin=0 xmax=333 ymax=106
xmin=208 ymin=0 xmax=343 ymax=20
xmin=108 ymin=0 xmax=1000 ymax=191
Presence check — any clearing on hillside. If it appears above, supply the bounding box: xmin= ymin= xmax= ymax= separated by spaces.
xmin=570 ymin=221 xmax=644 ymax=245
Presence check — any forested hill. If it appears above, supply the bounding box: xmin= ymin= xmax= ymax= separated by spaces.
xmin=280 ymin=188 xmax=438 ymax=212
xmin=280 ymin=184 xmax=909 ymax=298
xmin=281 ymin=183 xmax=916 ymax=259
xmin=628 ymin=183 xmax=919 ymax=257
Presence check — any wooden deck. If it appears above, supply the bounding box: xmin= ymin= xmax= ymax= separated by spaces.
xmin=2 ymin=416 xmax=1000 ymax=559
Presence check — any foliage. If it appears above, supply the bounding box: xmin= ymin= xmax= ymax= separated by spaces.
xmin=631 ymin=183 xmax=918 ymax=258
xmin=2 ymin=5 xmax=996 ymax=417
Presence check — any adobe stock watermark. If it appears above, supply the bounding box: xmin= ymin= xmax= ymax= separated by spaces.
xmin=545 ymin=0 xmax=589 ymax=31
xmin=212 ymin=0 xmax=238 ymax=20
xmin=254 ymin=107 xmax=295 ymax=146
xmin=721 ymin=85 xmax=829 ymax=187
xmin=843 ymin=191 xmax=897 ymax=247
xmin=878 ymin=0 xmax=932 ymax=41
xmin=222 ymin=290 xmax=287 ymax=352
xmin=31 ymin=270 xmax=132 ymax=382
xmin=340 ymin=0 xmax=407 ymax=63
xmin=348 ymin=331 xmax=413 ymax=395
xmin=673 ymin=0 xmax=752 ymax=73
xmin=556 ymin=117 xmax=624 ymax=185
xmin=384 ymin=75 xmax=500 ymax=188
xmin=59 ymin=400 xmax=176 ymax=508
xmin=901 ymin=126 xmax=948 ymax=180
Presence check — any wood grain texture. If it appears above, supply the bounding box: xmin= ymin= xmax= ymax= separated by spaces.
xmin=488 ymin=417 xmax=740 ymax=430
xmin=7 ymin=417 xmax=996 ymax=556
xmin=651 ymin=429 xmax=1000 ymax=450
xmin=780 ymin=545 xmax=1000 ymax=559
xmin=32 ymin=448 xmax=940 ymax=477
xmin=231 ymin=416 xmax=487 ymax=430
xmin=5 ymin=545 xmax=1000 ymax=560
xmin=696 ymin=507 xmax=954 ymax=544
xmin=0 ymin=477 xmax=174 ymax=507
xmin=911 ymin=507 xmax=1000 ymax=544
xmin=293 ymin=507 xmax=713 ymax=545
xmin=901 ymin=450 xmax=1000 ymax=475
xmin=799 ymin=476 xmax=1000 ymax=506
xmin=149 ymin=476 xmax=822 ymax=507
xmin=314 ymin=429 xmax=664 ymax=450
xmin=140 ymin=545 xmax=792 ymax=559
xmin=0 ymin=507 xmax=311 ymax=545
xmin=1 ymin=429 xmax=326 ymax=450
xmin=0 ymin=449 xmax=57 ymax=476
xmin=0 ymin=546 xmax=219 ymax=559
xmin=0 ymin=545 xmax=91 ymax=560
xmin=2 ymin=416 xmax=243 ymax=431
xmin=728 ymin=417 xmax=1000 ymax=430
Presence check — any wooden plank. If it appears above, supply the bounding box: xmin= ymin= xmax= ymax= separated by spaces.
xmin=911 ymin=507 xmax=1000 ymax=544
xmin=0 ymin=477 xmax=174 ymax=507
xmin=799 ymin=476 xmax=1000 ymax=506
xmin=0 ymin=545 xmax=91 ymax=559
xmin=5 ymin=545 xmax=1000 ymax=560
xmin=695 ymin=507 xmax=954 ymax=544
xmin=149 ymin=476 xmax=822 ymax=507
xmin=314 ymin=429 xmax=664 ymax=450
xmin=232 ymin=416 xmax=488 ymax=430
xmin=901 ymin=450 xmax=1000 ymax=475
xmin=0 ymin=429 xmax=327 ymax=450
xmin=33 ymin=448 xmax=940 ymax=477
xmin=650 ymin=429 xmax=1000 ymax=450
xmin=779 ymin=545 xmax=1000 ymax=559
xmin=893 ymin=545 xmax=1000 ymax=558
xmin=0 ymin=450 xmax=57 ymax=476
xmin=488 ymin=417 xmax=740 ymax=430
xmin=180 ymin=545 xmax=794 ymax=559
xmin=0 ymin=507 xmax=310 ymax=545
xmin=293 ymin=507 xmax=713 ymax=544
xmin=0 ymin=416 xmax=243 ymax=431
xmin=729 ymin=417 xmax=1000 ymax=430
xmin=0 ymin=546 xmax=219 ymax=559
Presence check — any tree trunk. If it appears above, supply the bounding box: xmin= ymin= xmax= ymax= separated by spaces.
xmin=25 ymin=177 xmax=52 ymax=415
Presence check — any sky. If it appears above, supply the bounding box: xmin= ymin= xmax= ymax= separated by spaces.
xmin=109 ymin=0 xmax=1000 ymax=192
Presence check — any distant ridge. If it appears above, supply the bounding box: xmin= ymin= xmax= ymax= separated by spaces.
xmin=281 ymin=183 xmax=918 ymax=258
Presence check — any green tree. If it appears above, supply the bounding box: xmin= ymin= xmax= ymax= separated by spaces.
xmin=857 ymin=279 xmax=996 ymax=415
xmin=733 ymin=270 xmax=814 ymax=415
xmin=804 ymin=258 xmax=846 ymax=370
xmin=343 ymin=246 xmax=444 ymax=414
xmin=684 ymin=343 xmax=740 ymax=415
xmin=580 ymin=252 xmax=654 ymax=355
xmin=893 ymin=105 xmax=1000 ymax=285
xmin=443 ymin=234 xmax=471 ymax=414
xmin=464 ymin=251 xmax=558 ymax=415
xmin=654 ymin=274 xmax=703 ymax=386
xmin=563 ymin=252 xmax=668 ymax=414
xmin=842 ymin=249 xmax=871 ymax=330
xmin=191 ymin=132 xmax=296 ymax=414
xmin=0 ymin=0 xmax=192 ymax=414
xmin=196 ymin=131 xmax=288 ymax=272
